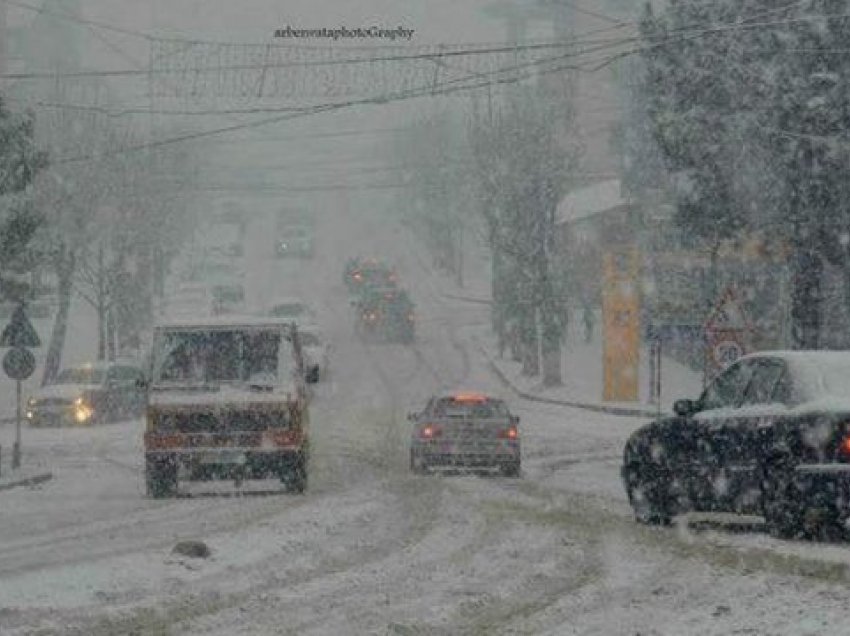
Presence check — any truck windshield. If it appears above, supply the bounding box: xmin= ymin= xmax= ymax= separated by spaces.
xmin=152 ymin=328 xmax=292 ymax=385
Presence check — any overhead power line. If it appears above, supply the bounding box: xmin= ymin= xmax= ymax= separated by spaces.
xmin=54 ymin=46 xmax=591 ymax=164
xmin=7 ymin=0 xmax=154 ymax=40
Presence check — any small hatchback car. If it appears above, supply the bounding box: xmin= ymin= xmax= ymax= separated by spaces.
xmin=27 ymin=361 xmax=147 ymax=426
xmin=409 ymin=392 xmax=520 ymax=476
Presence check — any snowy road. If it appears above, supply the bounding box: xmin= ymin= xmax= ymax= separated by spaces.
xmin=2 ymin=202 xmax=850 ymax=635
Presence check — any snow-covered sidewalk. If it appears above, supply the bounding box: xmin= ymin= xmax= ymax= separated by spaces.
xmin=0 ymin=465 xmax=52 ymax=493
xmin=472 ymin=323 xmax=704 ymax=418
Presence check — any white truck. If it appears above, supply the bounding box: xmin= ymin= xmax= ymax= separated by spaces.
xmin=143 ymin=316 xmax=310 ymax=497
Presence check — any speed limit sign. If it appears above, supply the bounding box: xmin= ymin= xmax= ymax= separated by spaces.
xmin=713 ymin=340 xmax=743 ymax=368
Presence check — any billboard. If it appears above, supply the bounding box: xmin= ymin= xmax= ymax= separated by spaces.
xmin=602 ymin=247 xmax=641 ymax=402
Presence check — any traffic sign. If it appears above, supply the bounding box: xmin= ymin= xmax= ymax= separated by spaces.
xmin=0 ymin=304 xmax=40 ymax=348
xmin=3 ymin=346 xmax=35 ymax=380
xmin=712 ymin=339 xmax=744 ymax=368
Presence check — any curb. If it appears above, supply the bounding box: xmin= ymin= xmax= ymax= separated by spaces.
xmin=480 ymin=345 xmax=658 ymax=419
xmin=0 ymin=471 xmax=53 ymax=492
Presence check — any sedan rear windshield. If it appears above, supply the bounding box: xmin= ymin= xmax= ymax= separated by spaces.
xmin=430 ymin=398 xmax=509 ymax=419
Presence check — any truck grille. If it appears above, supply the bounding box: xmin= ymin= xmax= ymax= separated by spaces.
xmin=151 ymin=410 xmax=289 ymax=433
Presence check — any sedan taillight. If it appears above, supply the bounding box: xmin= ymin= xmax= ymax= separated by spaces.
xmin=498 ymin=426 xmax=519 ymax=440
xmin=420 ymin=424 xmax=442 ymax=439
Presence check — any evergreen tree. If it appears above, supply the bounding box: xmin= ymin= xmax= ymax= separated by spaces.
xmin=0 ymin=96 xmax=48 ymax=302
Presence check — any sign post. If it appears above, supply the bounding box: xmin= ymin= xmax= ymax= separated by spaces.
xmin=704 ymin=286 xmax=752 ymax=385
xmin=0 ymin=304 xmax=40 ymax=469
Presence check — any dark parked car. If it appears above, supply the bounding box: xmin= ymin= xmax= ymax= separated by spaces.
xmin=26 ymin=362 xmax=147 ymax=427
xmin=622 ymin=351 xmax=850 ymax=539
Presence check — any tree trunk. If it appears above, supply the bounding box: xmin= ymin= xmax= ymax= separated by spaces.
xmin=42 ymin=250 xmax=74 ymax=386
xmin=541 ymin=304 xmax=563 ymax=386
xmin=96 ymin=244 xmax=106 ymax=361
xmin=519 ymin=305 xmax=539 ymax=376
xmin=106 ymin=307 xmax=116 ymax=361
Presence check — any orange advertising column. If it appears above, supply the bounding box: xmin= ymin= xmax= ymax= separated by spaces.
xmin=602 ymin=247 xmax=641 ymax=402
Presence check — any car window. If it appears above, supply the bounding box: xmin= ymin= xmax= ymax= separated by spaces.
xmin=699 ymin=360 xmax=756 ymax=411
xmin=740 ymin=360 xmax=786 ymax=406
xmin=55 ymin=367 xmax=106 ymax=385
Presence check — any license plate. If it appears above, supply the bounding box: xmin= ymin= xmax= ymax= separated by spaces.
xmin=200 ymin=450 xmax=246 ymax=465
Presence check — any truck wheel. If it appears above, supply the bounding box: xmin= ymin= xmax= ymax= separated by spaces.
xmin=501 ymin=461 xmax=521 ymax=478
xmin=283 ymin=455 xmax=307 ymax=494
xmin=146 ymin=456 xmax=177 ymax=498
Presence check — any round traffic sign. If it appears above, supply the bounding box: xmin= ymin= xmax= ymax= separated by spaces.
xmin=3 ymin=346 xmax=35 ymax=380
xmin=713 ymin=340 xmax=743 ymax=368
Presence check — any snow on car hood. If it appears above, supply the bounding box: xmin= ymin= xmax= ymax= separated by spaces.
xmin=29 ymin=383 xmax=99 ymax=402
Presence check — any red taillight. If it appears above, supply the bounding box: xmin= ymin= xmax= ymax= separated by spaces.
xmin=420 ymin=424 xmax=442 ymax=439
xmin=498 ymin=426 xmax=518 ymax=440
xmin=144 ymin=433 xmax=186 ymax=450
xmin=264 ymin=428 xmax=299 ymax=446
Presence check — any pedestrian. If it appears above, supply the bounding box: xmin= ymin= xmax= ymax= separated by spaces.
xmin=583 ymin=302 xmax=594 ymax=343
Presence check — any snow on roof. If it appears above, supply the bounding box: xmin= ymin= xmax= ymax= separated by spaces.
xmin=555 ymin=179 xmax=628 ymax=226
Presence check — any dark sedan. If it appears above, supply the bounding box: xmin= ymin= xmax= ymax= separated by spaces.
xmin=27 ymin=362 xmax=147 ymax=426
xmin=622 ymin=351 xmax=850 ymax=539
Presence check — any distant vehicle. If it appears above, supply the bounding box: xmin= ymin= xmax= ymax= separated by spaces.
xmin=266 ymin=297 xmax=318 ymax=324
xmin=143 ymin=316 xmax=310 ymax=497
xmin=408 ymin=392 xmax=521 ymax=476
xmin=27 ymin=362 xmax=147 ymax=427
xmin=298 ymin=324 xmax=331 ymax=383
xmin=353 ymin=287 xmax=414 ymax=343
xmin=343 ymin=257 xmax=398 ymax=294
xmin=161 ymin=283 xmax=213 ymax=319
xmin=202 ymin=222 xmax=244 ymax=258
xmin=187 ymin=254 xmax=244 ymax=285
xmin=275 ymin=225 xmax=314 ymax=258
xmin=623 ymin=350 xmax=850 ymax=539
xmin=210 ymin=281 xmax=246 ymax=315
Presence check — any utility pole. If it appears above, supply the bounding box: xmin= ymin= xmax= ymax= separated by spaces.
xmin=0 ymin=0 xmax=7 ymax=78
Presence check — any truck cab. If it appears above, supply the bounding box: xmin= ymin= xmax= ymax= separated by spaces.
xmin=143 ymin=316 xmax=309 ymax=497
